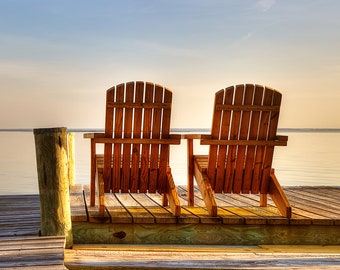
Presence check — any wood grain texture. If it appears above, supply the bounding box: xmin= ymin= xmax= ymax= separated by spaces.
xmin=65 ymin=244 xmax=340 ymax=269
xmin=33 ymin=127 xmax=73 ymax=248
xmin=84 ymin=81 xmax=181 ymax=216
xmin=188 ymin=84 xmax=291 ymax=218
xmin=0 ymin=236 xmax=65 ymax=269
xmin=68 ymin=185 xmax=340 ymax=245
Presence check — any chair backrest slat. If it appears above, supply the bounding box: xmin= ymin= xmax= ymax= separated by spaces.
xmin=234 ymin=84 xmax=254 ymax=193
xmin=158 ymin=89 xmax=172 ymax=193
xmin=112 ymin=84 xmax=124 ymax=192
xmin=130 ymin=82 xmax=144 ymax=192
xmin=138 ymin=84 xmax=152 ymax=192
xmin=218 ymin=88 xmax=235 ymax=193
xmin=207 ymin=84 xmax=282 ymax=195
xmin=251 ymin=86 xmax=273 ymax=193
xmin=224 ymin=85 xmax=243 ymax=193
xmin=103 ymin=87 xmax=115 ymax=192
xmin=149 ymin=84 xmax=163 ymax=192
xmin=259 ymin=88 xmax=282 ymax=193
xmin=237 ymin=84 xmax=255 ymax=193
xmin=243 ymin=85 xmax=264 ymax=193
xmin=121 ymin=82 xmax=134 ymax=192
xmin=207 ymin=90 xmax=225 ymax=190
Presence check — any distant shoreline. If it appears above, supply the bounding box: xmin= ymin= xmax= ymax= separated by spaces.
xmin=1 ymin=128 xmax=340 ymax=133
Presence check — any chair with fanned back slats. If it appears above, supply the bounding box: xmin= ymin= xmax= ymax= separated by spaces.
xmin=186 ymin=84 xmax=291 ymax=218
xmin=84 ymin=81 xmax=181 ymax=216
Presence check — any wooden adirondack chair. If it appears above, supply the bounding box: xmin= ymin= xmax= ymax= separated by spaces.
xmin=186 ymin=84 xmax=291 ymax=218
xmin=84 ymin=81 xmax=181 ymax=216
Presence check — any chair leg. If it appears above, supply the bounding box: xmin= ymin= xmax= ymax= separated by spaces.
xmin=166 ymin=168 xmax=181 ymax=216
xmin=194 ymin=162 xmax=217 ymax=216
xmin=269 ymin=170 xmax=292 ymax=218
xmin=187 ymin=138 xmax=194 ymax=206
xmin=162 ymin=193 xmax=168 ymax=206
xmin=98 ymin=168 xmax=105 ymax=216
xmin=260 ymin=193 xmax=267 ymax=207
xmin=90 ymin=139 xmax=96 ymax=207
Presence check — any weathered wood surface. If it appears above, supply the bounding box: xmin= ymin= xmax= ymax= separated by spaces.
xmin=0 ymin=195 xmax=66 ymax=269
xmin=0 ymin=195 xmax=40 ymax=237
xmin=85 ymin=81 xmax=181 ymax=216
xmin=0 ymin=236 xmax=66 ymax=269
xmin=70 ymin=185 xmax=88 ymax=222
xmin=1 ymin=188 xmax=340 ymax=268
xmin=188 ymin=85 xmax=291 ymax=218
xmin=34 ymin=127 xmax=73 ymax=248
xmin=65 ymin=244 xmax=340 ymax=269
xmin=72 ymin=185 xmax=340 ymax=245
xmin=77 ymin=185 xmax=340 ymax=225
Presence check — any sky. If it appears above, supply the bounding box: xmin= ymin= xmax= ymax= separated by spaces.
xmin=1 ymin=0 xmax=340 ymax=129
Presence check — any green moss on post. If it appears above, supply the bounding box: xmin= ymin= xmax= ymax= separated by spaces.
xmin=34 ymin=127 xmax=73 ymax=248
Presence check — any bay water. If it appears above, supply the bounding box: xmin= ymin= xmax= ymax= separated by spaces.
xmin=0 ymin=130 xmax=339 ymax=195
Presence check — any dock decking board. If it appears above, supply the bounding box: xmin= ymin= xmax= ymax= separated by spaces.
xmin=0 ymin=194 xmax=41 ymax=238
xmin=0 ymin=195 xmax=66 ymax=269
xmin=0 ymin=236 xmax=66 ymax=269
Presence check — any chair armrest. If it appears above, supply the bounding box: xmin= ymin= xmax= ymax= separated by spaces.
xmin=83 ymin=133 xmax=105 ymax=139
xmin=86 ymin=134 xmax=182 ymax=145
xmin=182 ymin=134 xmax=202 ymax=140
xmin=277 ymin=135 xmax=288 ymax=145
xmin=200 ymin=134 xmax=288 ymax=146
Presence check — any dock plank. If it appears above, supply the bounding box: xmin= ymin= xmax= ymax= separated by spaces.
xmin=65 ymin=244 xmax=340 ymax=269
xmin=165 ymin=188 xmax=201 ymax=224
xmin=69 ymin=185 xmax=87 ymax=222
xmin=83 ymin=186 xmax=111 ymax=223
xmin=287 ymin=189 xmax=340 ymax=214
xmin=0 ymin=194 xmax=41 ymax=237
xmin=285 ymin=190 xmax=339 ymax=224
xmin=105 ymin=193 xmax=133 ymax=223
xmin=0 ymin=236 xmax=65 ymax=269
xmin=132 ymin=193 xmax=177 ymax=223
xmin=116 ymin=193 xmax=155 ymax=223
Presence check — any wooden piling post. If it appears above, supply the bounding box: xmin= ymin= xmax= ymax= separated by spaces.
xmin=34 ymin=127 xmax=73 ymax=248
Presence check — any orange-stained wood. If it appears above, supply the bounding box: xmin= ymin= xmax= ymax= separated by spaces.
xmin=84 ymin=81 xmax=181 ymax=217
xmin=130 ymin=82 xmax=144 ymax=193
xmin=187 ymin=84 xmax=291 ymax=218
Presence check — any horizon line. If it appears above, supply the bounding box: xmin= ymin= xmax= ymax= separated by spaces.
xmin=1 ymin=127 xmax=340 ymax=133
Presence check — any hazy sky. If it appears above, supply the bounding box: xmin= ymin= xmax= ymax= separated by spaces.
xmin=1 ymin=0 xmax=339 ymax=129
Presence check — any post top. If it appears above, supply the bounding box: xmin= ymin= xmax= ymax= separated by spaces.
xmin=33 ymin=127 xmax=67 ymax=135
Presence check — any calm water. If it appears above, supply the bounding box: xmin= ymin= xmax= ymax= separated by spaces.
xmin=0 ymin=130 xmax=339 ymax=195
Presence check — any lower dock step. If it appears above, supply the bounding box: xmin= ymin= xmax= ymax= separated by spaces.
xmin=64 ymin=244 xmax=340 ymax=269
xmin=0 ymin=236 xmax=66 ymax=269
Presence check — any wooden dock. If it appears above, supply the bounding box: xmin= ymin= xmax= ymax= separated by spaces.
xmin=0 ymin=194 xmax=66 ymax=269
xmin=67 ymin=185 xmax=340 ymax=268
xmin=1 ymin=186 xmax=340 ymax=269
xmin=71 ymin=185 xmax=340 ymax=245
